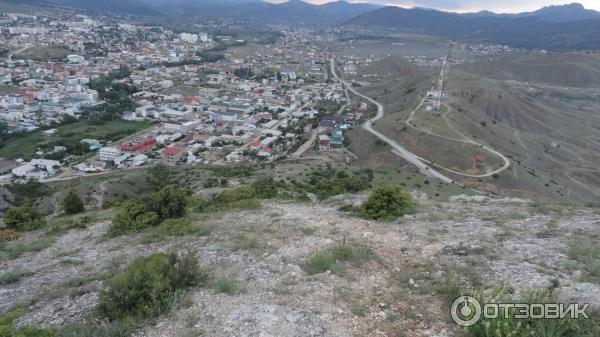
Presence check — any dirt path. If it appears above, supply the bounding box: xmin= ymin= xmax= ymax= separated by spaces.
xmin=403 ymin=97 xmax=511 ymax=178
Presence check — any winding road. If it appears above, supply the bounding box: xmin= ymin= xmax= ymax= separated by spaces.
xmin=330 ymin=57 xmax=455 ymax=184
xmin=405 ymin=99 xmax=510 ymax=178
xmin=330 ymin=56 xmax=512 ymax=182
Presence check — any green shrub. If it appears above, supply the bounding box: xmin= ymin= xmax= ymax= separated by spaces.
xmin=0 ymin=269 xmax=33 ymax=285
xmin=361 ymin=185 xmax=415 ymax=220
xmin=434 ymin=271 xmax=462 ymax=304
xmin=53 ymin=322 xmax=132 ymax=337
xmin=303 ymin=244 xmax=377 ymax=275
xmin=6 ymin=179 xmax=48 ymax=205
xmin=1 ymin=307 xmax=133 ymax=337
xmin=216 ymin=277 xmax=237 ymax=294
xmin=96 ymin=252 xmax=206 ymax=320
xmin=567 ymin=240 xmax=600 ymax=283
xmin=0 ymin=307 xmax=24 ymax=337
xmin=304 ymin=169 xmax=369 ymax=199
xmin=108 ymin=201 xmax=159 ymax=236
xmin=1 ymin=237 xmax=55 ymax=259
xmin=465 ymin=288 xmax=600 ymax=337
xmin=0 ymin=307 xmax=56 ymax=337
xmin=213 ymin=185 xmax=256 ymax=204
xmin=190 ymin=196 xmax=209 ymax=212
xmin=195 ymin=185 xmax=261 ymax=213
xmin=251 ymin=177 xmax=279 ymax=199
xmin=141 ymin=219 xmax=212 ymax=243
xmin=62 ymin=190 xmax=84 ymax=215
xmin=146 ymin=187 xmax=189 ymax=220
xmin=156 ymin=218 xmax=201 ymax=236
xmin=4 ymin=205 xmax=45 ymax=231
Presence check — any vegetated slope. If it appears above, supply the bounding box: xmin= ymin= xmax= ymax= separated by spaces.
xmin=2 ymin=166 xmax=599 ymax=336
xmin=208 ymin=0 xmax=380 ymax=25
xmin=458 ymin=53 xmax=600 ymax=88
xmin=37 ymin=0 xmax=161 ymax=16
xmin=342 ymin=6 xmax=600 ymax=51
xmin=0 ymin=0 xmax=379 ymax=24
xmin=443 ymin=70 xmax=600 ymax=199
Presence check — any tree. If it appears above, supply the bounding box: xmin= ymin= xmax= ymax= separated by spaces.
xmin=4 ymin=205 xmax=45 ymax=231
xmin=147 ymin=187 xmax=189 ymax=220
xmin=62 ymin=190 xmax=84 ymax=215
xmin=361 ymin=185 xmax=416 ymax=220
xmin=234 ymin=67 xmax=253 ymax=80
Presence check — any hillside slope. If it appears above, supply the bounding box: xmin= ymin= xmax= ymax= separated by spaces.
xmin=458 ymin=53 xmax=600 ymax=87
xmin=1 ymin=186 xmax=599 ymax=336
xmin=342 ymin=6 xmax=600 ymax=51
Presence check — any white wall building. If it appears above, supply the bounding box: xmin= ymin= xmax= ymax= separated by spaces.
xmin=99 ymin=147 xmax=122 ymax=162
xmin=12 ymin=159 xmax=61 ymax=180
xmin=179 ymin=33 xmax=198 ymax=44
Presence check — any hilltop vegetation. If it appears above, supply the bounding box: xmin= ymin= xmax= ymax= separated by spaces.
xmin=0 ymin=160 xmax=598 ymax=336
xmin=458 ymin=52 xmax=600 ymax=87
xmin=360 ymin=55 xmax=420 ymax=80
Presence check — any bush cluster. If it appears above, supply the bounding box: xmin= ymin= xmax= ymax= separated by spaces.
xmin=96 ymin=252 xmax=206 ymax=321
xmin=360 ymin=185 xmax=415 ymax=220
xmin=4 ymin=205 xmax=45 ymax=231
xmin=108 ymin=187 xmax=189 ymax=236
xmin=304 ymin=169 xmax=370 ymax=199
xmin=195 ymin=177 xmax=281 ymax=213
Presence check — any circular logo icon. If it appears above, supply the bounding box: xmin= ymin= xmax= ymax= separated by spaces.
xmin=451 ymin=296 xmax=482 ymax=327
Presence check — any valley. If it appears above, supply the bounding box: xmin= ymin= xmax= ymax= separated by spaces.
xmin=0 ymin=1 xmax=599 ymax=337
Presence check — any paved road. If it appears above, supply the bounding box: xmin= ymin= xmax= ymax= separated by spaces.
xmin=329 ymin=57 xmax=455 ymax=184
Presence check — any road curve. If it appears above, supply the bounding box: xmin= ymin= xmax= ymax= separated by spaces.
xmin=329 ymin=57 xmax=455 ymax=184
xmin=405 ymin=98 xmax=511 ymax=178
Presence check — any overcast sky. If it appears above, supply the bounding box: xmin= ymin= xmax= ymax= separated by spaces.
xmin=266 ymin=0 xmax=600 ymax=13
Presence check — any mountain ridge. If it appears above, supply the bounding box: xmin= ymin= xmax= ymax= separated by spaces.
xmin=342 ymin=4 xmax=600 ymax=51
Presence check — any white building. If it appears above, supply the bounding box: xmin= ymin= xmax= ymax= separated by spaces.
xmin=67 ymin=55 xmax=85 ymax=64
xmin=179 ymin=33 xmax=198 ymax=44
xmin=132 ymin=154 xmax=148 ymax=166
xmin=99 ymin=147 xmax=122 ymax=162
xmin=12 ymin=159 xmax=61 ymax=180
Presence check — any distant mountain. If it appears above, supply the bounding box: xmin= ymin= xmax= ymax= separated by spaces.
xmin=342 ymin=5 xmax=600 ymax=51
xmin=45 ymin=0 xmax=162 ymax=16
xmin=6 ymin=0 xmax=380 ymax=25
xmin=462 ymin=3 xmax=600 ymax=22
xmin=146 ymin=0 xmax=381 ymax=26
xmin=516 ymin=2 xmax=600 ymax=21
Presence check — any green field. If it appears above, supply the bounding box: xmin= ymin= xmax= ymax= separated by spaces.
xmin=0 ymin=120 xmax=155 ymax=160
xmin=0 ymin=85 xmax=20 ymax=94
xmin=14 ymin=46 xmax=70 ymax=62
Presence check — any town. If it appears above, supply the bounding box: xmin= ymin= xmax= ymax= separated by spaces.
xmin=0 ymin=10 xmax=378 ymax=181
